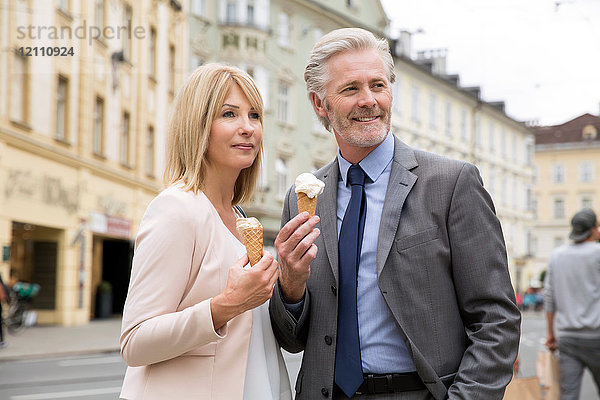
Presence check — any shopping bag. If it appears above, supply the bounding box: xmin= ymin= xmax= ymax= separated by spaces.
xmin=503 ymin=375 xmax=542 ymax=400
xmin=537 ymin=351 xmax=560 ymax=400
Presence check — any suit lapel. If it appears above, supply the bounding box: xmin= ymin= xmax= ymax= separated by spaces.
xmin=376 ymin=137 xmax=418 ymax=277
xmin=317 ymin=160 xmax=340 ymax=284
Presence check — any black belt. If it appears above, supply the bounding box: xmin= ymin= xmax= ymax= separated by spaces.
xmin=355 ymin=372 xmax=425 ymax=394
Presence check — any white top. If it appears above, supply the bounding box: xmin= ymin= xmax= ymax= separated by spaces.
xmin=227 ymin=228 xmax=292 ymax=400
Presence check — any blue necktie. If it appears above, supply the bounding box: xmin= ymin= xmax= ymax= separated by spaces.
xmin=335 ymin=164 xmax=367 ymax=398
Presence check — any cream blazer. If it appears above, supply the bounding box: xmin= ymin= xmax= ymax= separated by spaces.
xmin=120 ymin=186 xmax=253 ymax=399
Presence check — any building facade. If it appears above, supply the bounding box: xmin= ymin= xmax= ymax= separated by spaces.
xmin=1 ymin=0 xmax=536 ymax=325
xmin=531 ymin=113 xmax=600 ymax=286
xmin=0 ymin=0 xmax=185 ymax=325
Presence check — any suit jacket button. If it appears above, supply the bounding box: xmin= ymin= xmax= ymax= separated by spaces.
xmin=321 ymin=388 xmax=329 ymax=397
xmin=331 ymin=285 xmax=337 ymax=296
xmin=324 ymin=335 xmax=332 ymax=345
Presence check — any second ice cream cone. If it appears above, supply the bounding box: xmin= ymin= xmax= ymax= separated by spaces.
xmin=236 ymin=217 xmax=264 ymax=266
xmin=241 ymin=226 xmax=263 ymax=266
xmin=297 ymin=192 xmax=317 ymax=217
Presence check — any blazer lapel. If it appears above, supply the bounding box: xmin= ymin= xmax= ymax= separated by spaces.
xmin=317 ymin=160 xmax=340 ymax=284
xmin=376 ymin=137 xmax=418 ymax=277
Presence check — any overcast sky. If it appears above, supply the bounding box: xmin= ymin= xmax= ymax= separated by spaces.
xmin=380 ymin=0 xmax=600 ymax=126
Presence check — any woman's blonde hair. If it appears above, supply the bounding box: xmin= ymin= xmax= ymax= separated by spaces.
xmin=164 ymin=63 xmax=264 ymax=205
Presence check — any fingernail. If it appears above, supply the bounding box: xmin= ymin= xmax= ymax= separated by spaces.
xmin=313 ymin=216 xmax=320 ymax=222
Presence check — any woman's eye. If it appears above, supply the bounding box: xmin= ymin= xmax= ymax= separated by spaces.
xmin=250 ymin=112 xmax=260 ymax=120
xmin=222 ymin=111 xmax=234 ymax=118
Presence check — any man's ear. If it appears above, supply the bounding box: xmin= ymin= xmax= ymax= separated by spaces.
xmin=311 ymin=92 xmax=327 ymax=118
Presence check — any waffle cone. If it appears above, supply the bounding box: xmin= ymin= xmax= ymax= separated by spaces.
xmin=241 ymin=227 xmax=263 ymax=266
xmin=297 ymin=192 xmax=317 ymax=217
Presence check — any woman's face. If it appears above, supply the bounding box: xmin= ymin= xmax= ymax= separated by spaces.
xmin=207 ymin=83 xmax=262 ymax=173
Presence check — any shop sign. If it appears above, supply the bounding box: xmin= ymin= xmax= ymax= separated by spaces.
xmin=89 ymin=211 xmax=131 ymax=238
xmin=5 ymin=168 xmax=80 ymax=213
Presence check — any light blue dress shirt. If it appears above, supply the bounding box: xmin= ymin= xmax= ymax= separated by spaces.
xmin=336 ymin=133 xmax=416 ymax=373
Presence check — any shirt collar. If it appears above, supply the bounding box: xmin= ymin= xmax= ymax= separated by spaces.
xmin=337 ymin=132 xmax=394 ymax=186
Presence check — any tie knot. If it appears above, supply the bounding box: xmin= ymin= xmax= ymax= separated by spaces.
xmin=347 ymin=164 xmax=366 ymax=187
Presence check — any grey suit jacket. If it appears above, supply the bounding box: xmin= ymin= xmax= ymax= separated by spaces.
xmin=269 ymin=136 xmax=521 ymax=400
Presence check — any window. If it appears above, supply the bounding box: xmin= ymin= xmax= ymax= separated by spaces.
xmin=525 ymin=139 xmax=534 ymax=166
xmin=552 ymin=164 xmax=565 ymax=184
xmin=488 ymin=122 xmax=495 ymax=152
xmin=56 ymin=76 xmax=68 ymax=141
xmin=148 ymin=27 xmax=156 ymax=78
xmin=474 ymin=115 xmax=482 ymax=148
xmin=11 ymin=54 xmax=27 ymax=122
xmin=501 ymin=127 xmax=507 ymax=158
xmin=146 ymin=126 xmax=154 ymax=176
xmin=58 ymin=0 xmax=69 ymax=12
xmin=123 ymin=5 xmax=132 ymax=60
xmin=392 ymin=78 xmax=401 ymax=115
xmin=410 ymin=85 xmax=420 ymax=123
xmin=313 ymin=27 xmax=323 ymax=43
xmin=553 ymin=237 xmax=564 ymax=248
xmin=579 ymin=162 xmax=594 ymax=183
xmin=93 ymin=97 xmax=104 ymax=155
xmin=120 ymin=112 xmax=130 ymax=165
xmin=501 ymin=176 xmax=507 ymax=206
xmin=428 ymin=93 xmax=437 ymax=130
xmin=526 ymin=231 xmax=536 ymax=256
xmin=581 ymin=196 xmax=593 ymax=210
xmin=488 ymin=169 xmax=496 ymax=198
xmin=147 ymin=27 xmax=156 ymax=78
xmin=169 ymin=44 xmax=175 ymax=92
xmin=460 ymin=108 xmax=468 ymax=141
xmin=278 ymin=82 xmax=289 ymax=124
xmin=191 ymin=0 xmax=203 ymax=16
xmin=512 ymin=176 xmax=518 ymax=208
xmin=247 ymin=0 xmax=255 ymax=25
xmin=226 ymin=1 xmax=237 ymax=23
xmin=553 ymin=198 xmax=565 ymax=219
xmin=445 ymin=102 xmax=452 ymax=137
xmin=191 ymin=56 xmax=204 ymax=70
xmin=275 ymin=158 xmax=289 ymax=199
xmin=512 ymin=132 xmax=518 ymax=162
xmin=278 ymin=12 xmax=290 ymax=47
xmin=95 ymin=0 xmax=104 ymax=28
xmin=525 ymin=185 xmax=533 ymax=212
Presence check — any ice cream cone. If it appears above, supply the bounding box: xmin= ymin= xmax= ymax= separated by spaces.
xmin=294 ymin=173 xmax=325 ymax=217
xmin=236 ymin=217 xmax=263 ymax=266
xmin=297 ymin=192 xmax=317 ymax=217
xmin=241 ymin=227 xmax=263 ymax=266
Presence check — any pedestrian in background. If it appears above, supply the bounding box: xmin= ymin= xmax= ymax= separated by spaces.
xmin=544 ymin=208 xmax=600 ymax=400
xmin=119 ymin=64 xmax=290 ymax=400
xmin=0 ymin=273 xmax=8 ymax=348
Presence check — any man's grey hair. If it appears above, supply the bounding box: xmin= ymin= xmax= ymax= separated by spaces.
xmin=304 ymin=27 xmax=396 ymax=131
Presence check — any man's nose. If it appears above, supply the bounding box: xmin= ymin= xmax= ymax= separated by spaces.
xmin=357 ymin=88 xmax=376 ymax=107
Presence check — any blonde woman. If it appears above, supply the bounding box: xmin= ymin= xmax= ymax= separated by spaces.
xmin=120 ymin=64 xmax=291 ymax=400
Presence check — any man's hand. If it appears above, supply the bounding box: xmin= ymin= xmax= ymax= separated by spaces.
xmin=275 ymin=212 xmax=320 ymax=303
xmin=545 ymin=334 xmax=557 ymax=352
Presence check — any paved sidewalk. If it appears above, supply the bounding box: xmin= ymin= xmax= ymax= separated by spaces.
xmin=0 ymin=318 xmax=121 ymax=361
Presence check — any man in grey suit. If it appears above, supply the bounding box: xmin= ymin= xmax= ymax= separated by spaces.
xmin=270 ymin=28 xmax=520 ymax=399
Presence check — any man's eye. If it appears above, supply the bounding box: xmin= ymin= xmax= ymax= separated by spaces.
xmin=222 ymin=111 xmax=234 ymax=118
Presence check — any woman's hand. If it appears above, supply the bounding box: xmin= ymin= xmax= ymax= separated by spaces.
xmin=210 ymin=251 xmax=279 ymax=330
